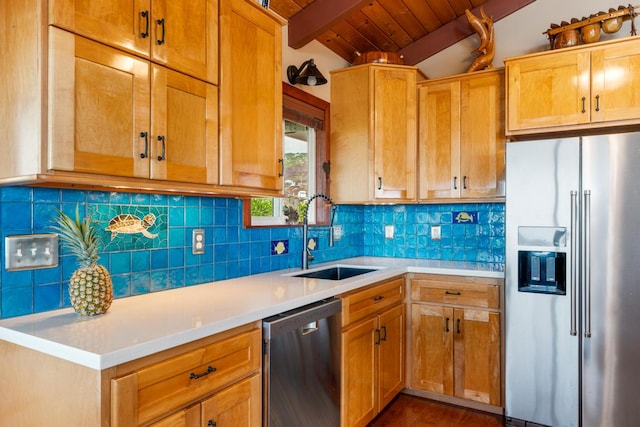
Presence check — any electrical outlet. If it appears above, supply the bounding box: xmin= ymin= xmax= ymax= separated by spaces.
xmin=431 ymin=225 xmax=441 ymax=240
xmin=192 ymin=229 xmax=205 ymax=255
xmin=332 ymin=225 xmax=343 ymax=241
xmin=385 ymin=225 xmax=394 ymax=239
xmin=5 ymin=234 xmax=58 ymax=271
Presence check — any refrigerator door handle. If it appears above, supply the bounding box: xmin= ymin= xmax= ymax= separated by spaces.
xmin=584 ymin=190 xmax=592 ymax=338
xmin=570 ymin=190 xmax=578 ymax=336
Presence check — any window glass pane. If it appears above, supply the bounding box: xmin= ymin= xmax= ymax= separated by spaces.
xmin=250 ymin=120 xmax=315 ymax=225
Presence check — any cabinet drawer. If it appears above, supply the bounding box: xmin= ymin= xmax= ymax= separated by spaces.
xmin=111 ymin=328 xmax=261 ymax=426
xmin=341 ymin=276 xmax=405 ymax=326
xmin=410 ymin=275 xmax=500 ymax=309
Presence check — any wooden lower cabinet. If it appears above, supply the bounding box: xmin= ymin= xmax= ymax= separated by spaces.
xmin=112 ymin=325 xmax=261 ymax=426
xmin=341 ymin=277 xmax=405 ymax=427
xmin=408 ymin=274 xmax=502 ymax=410
xmin=150 ymin=373 xmax=261 ymax=427
xmin=0 ymin=322 xmax=261 ymax=426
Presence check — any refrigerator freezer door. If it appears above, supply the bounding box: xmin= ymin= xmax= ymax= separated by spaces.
xmin=582 ymin=134 xmax=640 ymax=427
xmin=505 ymin=139 xmax=580 ymax=427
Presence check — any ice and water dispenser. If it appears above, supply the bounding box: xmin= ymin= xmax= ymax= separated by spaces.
xmin=517 ymin=226 xmax=567 ymax=295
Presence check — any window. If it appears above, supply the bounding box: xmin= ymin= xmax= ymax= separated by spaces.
xmin=244 ymin=83 xmax=330 ymax=227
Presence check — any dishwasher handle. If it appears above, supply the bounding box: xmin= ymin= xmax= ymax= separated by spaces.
xmin=302 ymin=321 xmax=319 ymax=335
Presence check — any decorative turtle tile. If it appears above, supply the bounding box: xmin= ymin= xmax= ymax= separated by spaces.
xmin=88 ymin=205 xmax=168 ymax=252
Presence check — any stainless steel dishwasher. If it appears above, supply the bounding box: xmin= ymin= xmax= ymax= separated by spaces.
xmin=263 ymin=298 xmax=342 ymax=427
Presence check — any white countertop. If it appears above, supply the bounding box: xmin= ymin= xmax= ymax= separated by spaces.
xmin=0 ymin=257 xmax=503 ymax=370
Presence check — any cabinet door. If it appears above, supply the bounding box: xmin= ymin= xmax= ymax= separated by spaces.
xmin=378 ymin=304 xmax=404 ymax=409
xmin=418 ymin=81 xmax=461 ymax=199
xmin=459 ymin=71 xmax=505 ymax=199
xmin=151 ymin=0 xmax=218 ymax=84
xmin=151 ymin=65 xmax=218 ymax=184
xmin=201 ymin=374 xmax=261 ymax=427
xmin=342 ymin=317 xmax=377 ymax=427
xmin=48 ymin=28 xmax=151 ymax=178
xmin=506 ymin=50 xmax=591 ymax=131
xmin=149 ymin=404 xmax=200 ymax=427
xmin=453 ymin=308 xmax=501 ymax=406
xmin=410 ymin=304 xmax=453 ymax=395
xmin=591 ymin=41 xmax=640 ymax=123
xmin=372 ymin=67 xmax=417 ymax=200
xmin=49 ymin=0 xmax=151 ymax=58
xmin=219 ymin=0 xmax=283 ymax=192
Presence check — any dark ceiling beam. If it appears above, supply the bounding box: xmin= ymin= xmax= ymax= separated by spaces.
xmin=399 ymin=0 xmax=536 ymax=65
xmin=288 ymin=0 xmax=371 ymax=49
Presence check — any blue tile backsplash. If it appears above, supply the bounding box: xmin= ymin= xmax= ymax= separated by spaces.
xmin=0 ymin=186 xmax=504 ymax=319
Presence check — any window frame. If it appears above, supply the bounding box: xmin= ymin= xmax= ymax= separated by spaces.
xmin=243 ymin=82 xmax=331 ymax=227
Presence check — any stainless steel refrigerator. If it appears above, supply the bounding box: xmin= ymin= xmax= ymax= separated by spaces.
xmin=505 ymin=133 xmax=640 ymax=427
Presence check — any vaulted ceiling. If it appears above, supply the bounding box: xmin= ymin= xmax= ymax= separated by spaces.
xmin=267 ymin=0 xmax=536 ymax=66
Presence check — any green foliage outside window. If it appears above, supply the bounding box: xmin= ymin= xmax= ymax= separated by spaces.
xmin=251 ymin=198 xmax=273 ymax=216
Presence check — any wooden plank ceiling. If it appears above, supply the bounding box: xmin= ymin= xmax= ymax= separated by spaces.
xmin=267 ymin=0 xmax=536 ymax=65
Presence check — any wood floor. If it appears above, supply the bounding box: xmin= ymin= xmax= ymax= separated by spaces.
xmin=368 ymin=394 xmax=505 ymax=427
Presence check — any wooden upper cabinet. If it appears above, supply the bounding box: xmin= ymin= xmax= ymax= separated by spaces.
xmin=49 ymin=28 xmax=151 ymax=179
xmin=219 ymin=0 xmax=285 ymax=193
xmin=506 ymin=36 xmax=640 ymax=136
xmin=506 ymin=49 xmax=590 ymax=132
xmin=418 ymin=80 xmax=460 ymax=199
xmin=49 ymin=0 xmax=218 ymax=84
xmin=330 ymin=64 xmax=417 ymax=203
xmin=49 ymin=28 xmax=218 ymax=185
xmin=151 ymin=65 xmax=218 ymax=184
xmin=418 ymin=69 xmax=505 ymax=201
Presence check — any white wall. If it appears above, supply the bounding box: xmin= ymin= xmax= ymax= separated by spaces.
xmin=281 ymin=26 xmax=349 ymax=102
xmin=280 ymin=0 xmax=637 ymax=95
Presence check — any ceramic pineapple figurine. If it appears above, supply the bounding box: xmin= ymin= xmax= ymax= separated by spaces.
xmin=52 ymin=208 xmax=113 ymax=316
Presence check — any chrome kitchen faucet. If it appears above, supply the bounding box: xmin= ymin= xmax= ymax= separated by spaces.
xmin=301 ymin=193 xmax=336 ymax=270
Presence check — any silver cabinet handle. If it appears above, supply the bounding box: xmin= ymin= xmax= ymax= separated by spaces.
xmin=584 ymin=190 xmax=592 ymax=338
xmin=570 ymin=191 xmax=577 ymax=336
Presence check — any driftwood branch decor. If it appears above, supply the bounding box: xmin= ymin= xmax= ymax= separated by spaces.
xmin=466 ymin=7 xmax=495 ymax=72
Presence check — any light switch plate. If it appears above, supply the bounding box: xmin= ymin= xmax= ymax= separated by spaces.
xmin=5 ymin=234 xmax=58 ymax=271
xmin=385 ymin=225 xmax=394 ymax=239
xmin=431 ymin=225 xmax=441 ymax=240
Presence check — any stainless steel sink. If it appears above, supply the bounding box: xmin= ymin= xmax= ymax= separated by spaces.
xmin=290 ymin=266 xmax=380 ymax=280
